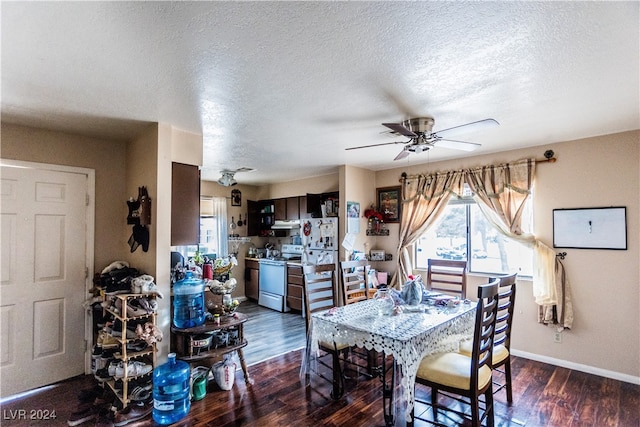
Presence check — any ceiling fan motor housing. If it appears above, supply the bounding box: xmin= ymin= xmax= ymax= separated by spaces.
xmin=403 ymin=117 xmax=435 ymax=134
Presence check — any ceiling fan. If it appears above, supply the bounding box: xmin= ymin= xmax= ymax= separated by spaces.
xmin=346 ymin=117 xmax=499 ymax=160
xmin=217 ymin=167 xmax=254 ymax=186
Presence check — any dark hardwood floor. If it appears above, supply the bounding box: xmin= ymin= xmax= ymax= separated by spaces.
xmin=1 ymin=301 xmax=638 ymax=426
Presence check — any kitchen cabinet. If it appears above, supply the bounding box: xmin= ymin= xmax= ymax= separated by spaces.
xmin=245 ymin=259 xmax=260 ymax=301
xmin=246 ymin=199 xmax=285 ymax=237
xmin=306 ymin=191 xmax=339 ymax=217
xmin=171 ymin=162 xmax=200 ymax=245
xmin=274 ymin=198 xmax=287 ymax=220
xmin=299 ymin=196 xmax=311 ymax=219
xmin=286 ymin=196 xmax=300 ymax=219
xmin=274 ymin=196 xmax=301 ymax=220
xmin=286 ymin=264 xmax=304 ymax=312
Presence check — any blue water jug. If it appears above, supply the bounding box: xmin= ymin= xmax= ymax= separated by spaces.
xmin=153 ymin=353 xmax=191 ymax=425
xmin=173 ymin=271 xmax=206 ymax=328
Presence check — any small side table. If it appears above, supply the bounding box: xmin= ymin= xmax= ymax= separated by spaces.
xmin=171 ymin=312 xmax=251 ymax=384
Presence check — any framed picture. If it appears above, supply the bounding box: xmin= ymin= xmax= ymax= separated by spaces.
xmin=346 ymin=201 xmax=360 ymax=234
xmin=231 ymin=189 xmax=241 ymax=206
xmin=377 ymin=186 xmax=401 ymax=223
xmin=553 ymin=206 xmax=626 ymax=250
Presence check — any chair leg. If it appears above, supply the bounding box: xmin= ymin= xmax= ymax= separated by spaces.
xmin=504 ymin=358 xmax=513 ymax=404
xmin=470 ymin=392 xmax=480 ymax=426
xmin=430 ymin=388 xmax=438 ymax=422
xmin=485 ymin=386 xmax=495 ymax=427
xmin=330 ymin=350 xmax=344 ymax=399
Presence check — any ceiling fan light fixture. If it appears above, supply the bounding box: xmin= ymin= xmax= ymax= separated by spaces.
xmin=217 ymin=172 xmax=237 ymax=187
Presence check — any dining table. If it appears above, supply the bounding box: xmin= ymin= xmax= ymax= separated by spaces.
xmin=300 ymin=297 xmax=476 ymax=426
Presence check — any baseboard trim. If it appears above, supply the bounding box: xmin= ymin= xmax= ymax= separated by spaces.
xmin=511 ymin=349 xmax=640 ymax=385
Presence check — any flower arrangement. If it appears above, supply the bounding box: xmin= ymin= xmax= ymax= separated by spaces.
xmin=364 ymin=205 xmax=384 ymax=221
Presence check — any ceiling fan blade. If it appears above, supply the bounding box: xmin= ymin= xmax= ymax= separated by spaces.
xmin=382 ymin=122 xmax=417 ymax=138
xmin=435 ymin=139 xmax=482 ymax=152
xmin=434 ymin=118 xmax=499 ymax=139
xmin=394 ymin=149 xmax=411 ymax=161
xmin=346 ymin=141 xmax=407 ymax=151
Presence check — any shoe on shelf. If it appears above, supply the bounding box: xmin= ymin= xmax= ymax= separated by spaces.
xmin=136 ymin=297 xmax=157 ymax=313
xmin=126 ymin=340 xmax=148 ymax=353
xmin=98 ymin=330 xmax=120 ymax=348
xmin=113 ymin=401 xmax=152 ymax=426
xmin=127 ymin=304 xmax=149 ymax=318
xmin=114 ymin=361 xmax=152 ymax=378
xmin=106 ymin=326 xmax=137 ymax=340
xmin=128 ymin=383 xmax=152 ymax=401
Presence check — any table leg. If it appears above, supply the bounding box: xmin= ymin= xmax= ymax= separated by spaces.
xmin=380 ymin=352 xmax=396 ymax=427
xmin=236 ymin=348 xmax=253 ymax=384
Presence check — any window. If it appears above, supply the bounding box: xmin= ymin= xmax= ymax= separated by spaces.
xmin=176 ymin=197 xmax=227 ymax=262
xmin=415 ymin=189 xmax=533 ymax=276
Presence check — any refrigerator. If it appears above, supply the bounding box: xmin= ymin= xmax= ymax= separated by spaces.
xmin=300 ymin=218 xmax=340 ymax=305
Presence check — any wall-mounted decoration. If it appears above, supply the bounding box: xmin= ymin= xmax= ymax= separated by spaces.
xmin=231 ymin=189 xmax=241 ymax=206
xmin=377 ymin=186 xmax=401 ymax=223
xmin=553 ymin=206 xmax=626 ymax=250
xmin=346 ymin=201 xmax=360 ymax=234
xmin=127 ymin=186 xmax=151 ymax=252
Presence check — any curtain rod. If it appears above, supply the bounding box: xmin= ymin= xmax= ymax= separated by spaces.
xmin=538 ymin=150 xmax=557 ymax=163
xmin=399 ymin=150 xmax=556 ymax=182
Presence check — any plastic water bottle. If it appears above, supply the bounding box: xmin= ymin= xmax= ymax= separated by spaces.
xmin=153 ymin=353 xmax=191 ymax=425
xmin=173 ymin=271 xmax=206 ymax=328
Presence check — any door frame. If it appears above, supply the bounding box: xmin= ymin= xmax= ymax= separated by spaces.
xmin=1 ymin=159 xmax=95 ymax=374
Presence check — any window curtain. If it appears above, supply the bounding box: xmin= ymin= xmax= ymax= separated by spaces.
xmin=396 ymin=159 xmax=573 ymax=330
xmin=465 ymin=159 xmax=573 ymax=329
xmin=212 ymin=197 xmax=228 ymax=257
xmin=391 ymin=171 xmax=465 ymax=289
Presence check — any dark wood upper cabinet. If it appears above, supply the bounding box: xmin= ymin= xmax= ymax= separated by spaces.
xmin=171 ymin=162 xmax=200 ymax=246
xmin=299 ymin=196 xmax=311 ymax=219
xmin=286 ymin=197 xmax=299 ymax=220
xmin=247 ymin=200 xmax=260 ymax=236
xmin=274 ymin=198 xmax=287 ymax=220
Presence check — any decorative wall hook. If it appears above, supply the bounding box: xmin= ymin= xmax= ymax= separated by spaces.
xmin=556 ymin=252 xmax=567 ymax=260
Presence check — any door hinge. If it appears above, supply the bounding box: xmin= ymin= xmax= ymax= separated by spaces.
xmin=85 ymin=267 xmax=89 ymax=279
xmin=86 ymin=194 xmax=90 ymax=206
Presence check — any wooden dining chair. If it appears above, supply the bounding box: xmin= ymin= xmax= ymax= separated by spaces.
xmin=413 ymin=278 xmax=500 ymax=426
xmin=303 ymin=263 xmax=348 ymax=399
xmin=426 ymin=258 xmax=468 ymax=299
xmin=338 ymin=260 xmax=380 ymax=376
xmin=339 ymin=260 xmax=371 ymax=305
xmin=459 ymin=272 xmax=517 ymax=403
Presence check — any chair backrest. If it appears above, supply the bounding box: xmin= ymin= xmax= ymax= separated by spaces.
xmin=426 ymin=259 xmax=467 ymax=299
xmin=471 ymin=279 xmax=500 ymax=384
xmin=303 ymin=264 xmax=337 ymax=331
xmin=339 ymin=260 xmax=371 ymax=305
xmin=491 ymin=273 xmax=517 ymax=351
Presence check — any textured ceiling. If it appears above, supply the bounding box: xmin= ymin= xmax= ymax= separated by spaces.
xmin=2 ymin=2 xmax=639 ymax=184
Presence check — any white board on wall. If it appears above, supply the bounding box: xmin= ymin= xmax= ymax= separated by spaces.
xmin=553 ymin=207 xmax=627 ymax=250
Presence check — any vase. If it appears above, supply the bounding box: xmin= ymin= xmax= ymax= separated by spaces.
xmin=373 ymin=288 xmax=394 ymax=316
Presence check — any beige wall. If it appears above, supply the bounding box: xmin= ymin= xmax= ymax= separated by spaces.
xmin=1 ymin=123 xmax=127 ymax=270
xmin=374 ymin=130 xmax=640 ymax=381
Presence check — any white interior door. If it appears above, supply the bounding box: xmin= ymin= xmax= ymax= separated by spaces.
xmin=1 ymin=162 xmax=92 ymax=397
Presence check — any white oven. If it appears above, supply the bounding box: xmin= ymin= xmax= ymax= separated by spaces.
xmin=258 ymin=259 xmax=288 ymax=312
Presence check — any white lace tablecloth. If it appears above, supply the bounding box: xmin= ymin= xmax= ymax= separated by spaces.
xmin=301 ymin=299 xmax=476 ymax=425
